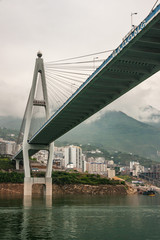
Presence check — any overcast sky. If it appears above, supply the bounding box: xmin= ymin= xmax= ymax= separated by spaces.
xmin=0 ymin=0 xmax=160 ymax=119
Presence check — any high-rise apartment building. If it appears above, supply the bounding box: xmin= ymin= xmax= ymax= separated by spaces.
xmin=64 ymin=145 xmax=82 ymax=169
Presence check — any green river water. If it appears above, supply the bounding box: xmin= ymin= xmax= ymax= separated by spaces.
xmin=0 ymin=194 xmax=160 ymax=240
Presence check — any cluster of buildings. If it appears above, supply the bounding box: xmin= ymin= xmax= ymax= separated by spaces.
xmin=86 ymin=157 xmax=115 ymax=178
xmin=0 ymin=138 xmax=153 ymax=180
xmin=129 ymin=161 xmax=145 ymax=177
xmin=139 ymin=164 xmax=160 ymax=187
xmin=120 ymin=161 xmax=146 ymax=177
xmin=0 ymin=138 xmax=116 ymax=178
xmin=33 ymin=145 xmax=116 ymax=178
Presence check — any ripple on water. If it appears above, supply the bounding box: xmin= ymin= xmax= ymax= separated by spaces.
xmin=0 ymin=194 xmax=160 ymax=240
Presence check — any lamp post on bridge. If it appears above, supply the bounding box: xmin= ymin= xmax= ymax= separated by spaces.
xmin=93 ymin=57 xmax=98 ymax=70
xmin=71 ymin=83 xmax=75 ymax=94
xmin=131 ymin=12 xmax=137 ymax=28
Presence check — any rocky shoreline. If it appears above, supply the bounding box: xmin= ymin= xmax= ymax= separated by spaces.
xmin=0 ymin=183 xmax=137 ymax=195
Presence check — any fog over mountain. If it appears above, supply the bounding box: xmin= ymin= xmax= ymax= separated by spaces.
xmin=138 ymin=105 xmax=160 ymax=123
xmin=1 ymin=105 xmax=160 ymax=131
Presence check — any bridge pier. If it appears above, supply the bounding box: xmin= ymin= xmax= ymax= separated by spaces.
xmin=16 ymin=160 xmax=20 ymax=170
xmin=22 ymin=52 xmax=54 ymax=198
xmin=45 ymin=177 xmax=53 ymax=195
xmin=24 ymin=177 xmax=32 ymax=196
xmin=24 ymin=177 xmax=53 ymax=196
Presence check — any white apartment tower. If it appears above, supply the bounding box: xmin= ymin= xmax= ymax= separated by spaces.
xmin=64 ymin=145 xmax=82 ymax=169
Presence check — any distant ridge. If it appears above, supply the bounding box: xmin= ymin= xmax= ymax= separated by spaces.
xmin=0 ymin=116 xmax=21 ymax=130
xmin=1 ymin=109 xmax=160 ymax=160
xmin=58 ymin=111 xmax=160 ymax=160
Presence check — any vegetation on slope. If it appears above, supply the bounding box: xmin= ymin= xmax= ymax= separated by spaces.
xmin=52 ymin=171 xmax=125 ymax=185
xmin=0 ymin=157 xmax=15 ymax=171
xmin=0 ymin=171 xmax=125 ymax=185
xmin=0 ymin=116 xmax=21 ymax=131
xmin=0 ymin=127 xmax=19 ymax=141
xmin=0 ymin=172 xmax=24 ymax=183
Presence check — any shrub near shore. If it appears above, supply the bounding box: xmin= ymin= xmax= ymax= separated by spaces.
xmin=0 ymin=171 xmax=125 ymax=185
xmin=52 ymin=171 xmax=125 ymax=185
xmin=0 ymin=172 xmax=24 ymax=183
xmin=0 ymin=157 xmax=15 ymax=171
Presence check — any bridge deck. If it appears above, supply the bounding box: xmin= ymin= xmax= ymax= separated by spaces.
xmin=15 ymin=5 xmax=160 ymax=159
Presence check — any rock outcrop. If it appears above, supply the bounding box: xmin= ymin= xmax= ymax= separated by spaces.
xmin=0 ymin=183 xmax=136 ymax=195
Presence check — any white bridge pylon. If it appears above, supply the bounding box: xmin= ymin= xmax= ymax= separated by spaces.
xmin=23 ymin=52 xmax=54 ymax=196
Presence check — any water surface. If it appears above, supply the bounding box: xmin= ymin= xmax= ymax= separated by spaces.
xmin=0 ymin=194 xmax=160 ymax=240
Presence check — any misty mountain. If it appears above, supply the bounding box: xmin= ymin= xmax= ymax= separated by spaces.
xmin=0 ymin=116 xmax=21 ymax=130
xmin=1 ymin=108 xmax=160 ymax=160
xmin=58 ymin=111 xmax=160 ymax=160
xmin=138 ymin=105 xmax=160 ymax=129
xmin=1 ymin=105 xmax=160 ymax=131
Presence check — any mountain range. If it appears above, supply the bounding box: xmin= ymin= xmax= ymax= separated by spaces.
xmin=0 ymin=116 xmax=21 ymax=130
xmin=1 ymin=106 xmax=160 ymax=160
xmin=59 ymin=110 xmax=160 ymax=160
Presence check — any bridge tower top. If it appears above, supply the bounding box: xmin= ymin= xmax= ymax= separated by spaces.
xmin=37 ymin=51 xmax=42 ymax=58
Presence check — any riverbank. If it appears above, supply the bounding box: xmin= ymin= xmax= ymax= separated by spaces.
xmin=0 ymin=183 xmax=136 ymax=195
xmin=129 ymin=181 xmax=160 ymax=194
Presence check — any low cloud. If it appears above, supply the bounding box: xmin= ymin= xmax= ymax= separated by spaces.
xmin=0 ymin=0 xmax=158 ymax=119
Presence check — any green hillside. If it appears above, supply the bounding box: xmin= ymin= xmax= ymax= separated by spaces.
xmin=0 ymin=127 xmax=19 ymax=141
xmin=58 ymin=111 xmax=160 ymax=160
xmin=0 ymin=116 xmax=21 ymax=130
xmin=1 ymin=111 xmax=160 ymax=160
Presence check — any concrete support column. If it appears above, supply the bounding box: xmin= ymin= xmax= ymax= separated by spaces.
xmin=24 ymin=177 xmax=32 ymax=196
xmin=23 ymin=143 xmax=31 ymax=178
xmin=16 ymin=160 xmax=20 ymax=170
xmin=46 ymin=142 xmax=54 ymax=178
xmin=45 ymin=177 xmax=52 ymax=196
xmin=24 ymin=177 xmax=52 ymax=197
xmin=23 ymin=195 xmax=32 ymax=207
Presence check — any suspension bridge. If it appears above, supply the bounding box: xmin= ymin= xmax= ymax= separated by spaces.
xmin=13 ymin=4 xmax=160 ymax=196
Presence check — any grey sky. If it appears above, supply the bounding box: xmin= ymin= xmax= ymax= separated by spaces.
xmin=0 ymin=0 xmax=160 ymax=118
